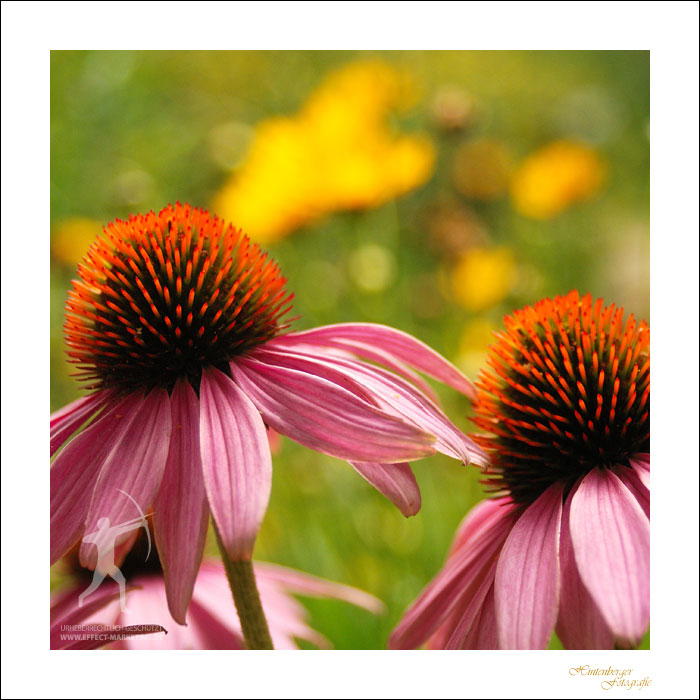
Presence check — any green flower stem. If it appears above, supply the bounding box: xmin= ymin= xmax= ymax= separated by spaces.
xmin=214 ymin=524 xmax=273 ymax=650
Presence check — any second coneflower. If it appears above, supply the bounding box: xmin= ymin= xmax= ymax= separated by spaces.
xmin=51 ymin=203 xmax=484 ymax=649
xmin=391 ymin=291 xmax=650 ymax=649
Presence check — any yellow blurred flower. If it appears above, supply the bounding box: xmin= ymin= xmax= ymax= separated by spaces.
xmin=452 ymin=139 xmax=512 ymax=201
xmin=51 ymin=217 xmax=103 ymax=267
xmin=451 ymin=247 xmax=516 ymax=312
xmin=213 ymin=61 xmax=435 ymax=244
xmin=456 ymin=317 xmax=499 ymax=378
xmin=213 ymin=118 xmax=322 ymax=242
xmin=510 ymin=140 xmax=605 ymax=219
xmin=460 ymin=317 xmax=498 ymax=354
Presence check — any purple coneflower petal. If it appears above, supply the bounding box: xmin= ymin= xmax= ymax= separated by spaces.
xmin=335 ymin=363 xmax=484 ymax=465
xmin=230 ymin=356 xmax=435 ymax=463
xmin=442 ymin=558 xmax=498 ymax=649
xmin=389 ymin=499 xmax=514 ymax=649
xmin=153 ymin=378 xmax=210 ymax=625
xmin=50 ymin=583 xmax=121 ymax=639
xmin=79 ymin=388 xmax=172 ymax=568
xmin=186 ymin=599 xmax=245 ymax=650
xmin=50 ymin=582 xmax=168 ymax=650
xmin=251 ymin=346 xmax=484 ymax=466
xmin=50 ymin=390 xmax=112 ymax=456
xmin=350 ymin=462 xmax=422 ymax=517
xmin=457 ymin=584 xmax=499 ymax=650
xmin=194 ymin=564 xmax=324 ymax=649
xmin=569 ymin=468 xmax=650 ymax=645
xmin=616 ymin=465 xmax=650 ymax=519
xmin=556 ymin=491 xmax=615 ymax=649
xmin=186 ymin=565 xmax=253 ymax=648
xmin=116 ymin=583 xmax=193 ymax=651
xmin=247 ymin=347 xmax=378 ymax=403
xmin=199 ymin=367 xmax=272 ymax=561
xmin=81 ymin=575 xmax=233 ymax=650
xmin=268 ymin=335 xmax=440 ymax=402
xmin=446 ymin=498 xmax=511 ymax=557
xmin=257 ymin=587 xmax=329 ymax=649
xmin=633 ymin=452 xmax=650 ymax=466
xmin=50 ymin=391 xmax=102 ymax=430
xmin=629 ymin=455 xmax=650 ymax=490
xmin=50 ymin=393 xmax=144 ymax=564
xmin=273 ymin=322 xmax=476 ymax=399
xmin=253 ymin=561 xmax=385 ymax=614
xmin=495 ymin=482 xmax=564 ymax=649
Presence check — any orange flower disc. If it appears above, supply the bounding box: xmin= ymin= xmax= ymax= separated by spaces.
xmin=65 ymin=203 xmax=293 ymax=392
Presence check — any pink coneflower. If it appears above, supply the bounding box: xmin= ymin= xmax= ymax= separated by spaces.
xmin=50 ymin=203 xmax=484 ymax=646
xmin=52 ymin=557 xmax=382 ymax=650
xmin=390 ymin=291 xmax=650 ymax=649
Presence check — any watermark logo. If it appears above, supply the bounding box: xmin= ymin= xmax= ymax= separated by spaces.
xmin=569 ymin=665 xmax=652 ymax=691
xmin=78 ymin=489 xmax=152 ymax=613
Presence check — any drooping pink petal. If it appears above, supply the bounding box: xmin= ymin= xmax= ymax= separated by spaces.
xmin=91 ymin=573 xmax=238 ymax=650
xmin=616 ymin=465 xmax=650 ymax=519
xmin=272 ymin=322 xmax=476 ymax=398
xmin=186 ymin=599 xmax=245 ymax=650
xmin=153 ymin=378 xmax=209 ymax=625
xmin=350 ymin=461 xmax=422 ymax=517
xmin=189 ymin=563 xmax=253 ymax=647
xmin=190 ymin=562 xmax=305 ymax=649
xmin=495 ymin=482 xmax=564 ymax=649
xmin=250 ymin=346 xmax=485 ymax=466
xmin=111 ymin=580 xmax=195 ymax=650
xmin=461 ymin=585 xmax=499 ymax=649
xmin=79 ymin=387 xmax=172 ymax=568
xmin=633 ymin=452 xmax=650 ymax=467
xmin=230 ymin=356 xmax=435 ymax=463
xmin=569 ymin=468 xmax=650 ymax=644
xmin=389 ymin=499 xmax=516 ymax=649
xmin=448 ymin=497 xmax=514 ymax=558
xmin=192 ymin=563 xmax=322 ymax=649
xmin=253 ymin=562 xmax=384 ymax=648
xmin=556 ymin=489 xmax=615 ymax=649
xmin=247 ymin=347 xmax=379 ymax=404
xmin=267 ymin=335 xmax=440 ymax=402
xmin=50 ymin=584 xmax=122 ymax=643
xmin=425 ymin=499 xmax=512 ymax=650
xmin=199 ymin=367 xmax=272 ymax=561
xmin=432 ymin=572 xmax=499 ymax=650
xmin=49 ymin=391 xmax=103 ymax=430
xmin=50 ymin=582 xmax=168 ymax=650
xmin=50 ymin=392 xmax=144 ymax=564
xmin=255 ymin=582 xmax=329 ymax=649
xmin=442 ymin=559 xmax=498 ymax=649
xmin=65 ymin=559 xmax=382 ymax=650
xmin=254 ymin=561 xmax=385 ymax=614
xmin=50 ymin=390 xmax=112 ymax=456
xmin=629 ymin=455 xmax=650 ymax=490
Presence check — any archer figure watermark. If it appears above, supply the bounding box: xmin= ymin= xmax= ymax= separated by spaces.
xmin=78 ymin=489 xmax=153 ymax=613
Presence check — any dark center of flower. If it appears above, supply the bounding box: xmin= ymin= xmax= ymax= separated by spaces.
xmin=65 ymin=203 xmax=293 ymax=393
xmin=472 ymin=291 xmax=650 ymax=506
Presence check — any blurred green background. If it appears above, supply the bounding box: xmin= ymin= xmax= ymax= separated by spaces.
xmin=50 ymin=50 xmax=650 ymax=649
